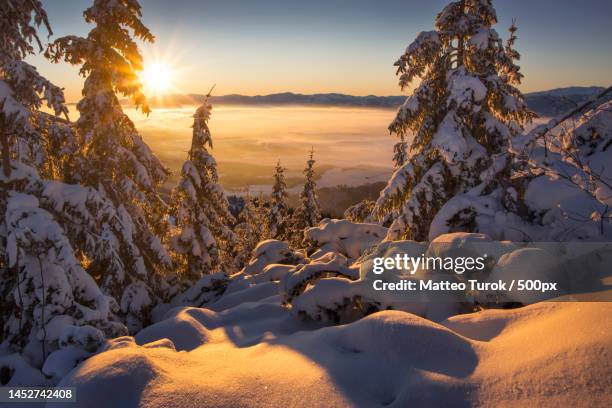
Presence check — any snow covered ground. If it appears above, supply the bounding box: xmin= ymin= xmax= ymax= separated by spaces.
xmin=1 ymin=213 xmax=609 ymax=407
xmin=8 ymin=94 xmax=610 ymax=406
xmin=53 ymin=300 xmax=611 ymax=407
xmin=22 ymin=227 xmax=609 ymax=408
xmin=45 ymin=225 xmax=610 ymax=407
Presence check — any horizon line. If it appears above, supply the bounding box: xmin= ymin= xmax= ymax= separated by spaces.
xmin=62 ymin=85 xmax=608 ymax=105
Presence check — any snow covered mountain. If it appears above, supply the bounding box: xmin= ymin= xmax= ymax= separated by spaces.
xmin=524 ymin=86 xmax=605 ymax=117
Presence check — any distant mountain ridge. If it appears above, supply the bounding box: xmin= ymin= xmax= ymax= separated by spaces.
xmin=136 ymin=86 xmax=607 ymax=117
xmin=522 ymin=86 xmax=605 ymax=117
xmin=143 ymin=92 xmax=406 ymax=109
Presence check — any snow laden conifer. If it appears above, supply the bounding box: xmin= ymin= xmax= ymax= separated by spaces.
xmin=344 ymin=200 xmax=376 ymax=223
xmin=511 ymin=89 xmax=612 ymax=240
xmin=290 ymin=149 xmax=321 ymax=246
xmin=392 ymin=134 xmax=408 ymax=168
xmin=373 ymin=0 xmax=534 ymax=241
xmin=0 ymin=0 xmax=72 ymax=179
xmin=1 ymin=161 xmax=166 ymax=342
xmin=171 ymin=97 xmax=238 ymax=281
xmin=1 ymin=165 xmax=129 ymax=369
xmin=45 ymin=0 xmax=173 ymax=325
xmin=386 ymin=135 xmax=408 ymax=228
xmin=267 ymin=161 xmax=289 ymax=240
xmin=234 ymin=189 xmax=265 ymax=269
xmin=0 ymin=3 xmax=136 ymax=378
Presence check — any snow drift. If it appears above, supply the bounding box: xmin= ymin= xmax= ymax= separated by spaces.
xmin=52 ymin=301 xmax=611 ymax=408
xmin=33 ymin=227 xmax=611 ymax=407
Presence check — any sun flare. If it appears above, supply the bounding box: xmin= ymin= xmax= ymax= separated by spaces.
xmin=140 ymin=61 xmax=175 ymax=96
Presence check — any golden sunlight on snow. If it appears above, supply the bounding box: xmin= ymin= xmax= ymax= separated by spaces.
xmin=56 ymin=302 xmax=612 ymax=408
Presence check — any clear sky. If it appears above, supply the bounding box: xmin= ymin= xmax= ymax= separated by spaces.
xmin=32 ymin=0 xmax=612 ymax=101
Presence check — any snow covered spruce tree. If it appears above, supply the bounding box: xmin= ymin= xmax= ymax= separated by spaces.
xmin=267 ymin=161 xmax=289 ymax=240
xmin=344 ymin=200 xmax=376 ymax=223
xmin=0 ymin=0 xmax=72 ymax=180
xmin=511 ymin=89 xmax=612 ymax=239
xmin=45 ymin=0 xmax=173 ymax=327
xmin=234 ymin=189 xmax=265 ymax=269
xmin=0 ymin=2 xmax=130 ymax=375
xmin=1 ymin=168 xmax=129 ymax=372
xmin=290 ymin=149 xmax=321 ymax=246
xmin=170 ymin=97 xmax=238 ymax=281
xmin=373 ymin=1 xmax=534 ymax=241
xmin=392 ymin=134 xmax=408 ymax=168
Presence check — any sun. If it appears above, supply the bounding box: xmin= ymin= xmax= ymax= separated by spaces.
xmin=139 ymin=61 xmax=175 ymax=96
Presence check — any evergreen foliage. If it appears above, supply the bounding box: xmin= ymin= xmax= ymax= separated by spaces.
xmin=267 ymin=161 xmax=289 ymax=240
xmin=0 ymin=0 xmax=70 ymax=178
xmin=373 ymin=0 xmax=534 ymax=240
xmin=0 ymin=1 xmax=130 ymax=363
xmin=290 ymin=149 xmax=321 ymax=246
xmin=171 ymin=97 xmax=238 ymax=280
xmin=234 ymin=189 xmax=265 ymax=270
xmin=46 ymin=0 xmax=173 ymax=322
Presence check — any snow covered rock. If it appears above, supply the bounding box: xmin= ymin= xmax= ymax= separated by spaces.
xmin=427 ymin=232 xmax=493 ymax=256
xmin=358 ymin=239 xmax=461 ymax=321
xmin=170 ymin=272 xmax=229 ymax=308
xmin=289 ymin=278 xmax=378 ymax=324
xmin=304 ymin=219 xmax=387 ymax=260
xmin=426 ymin=232 xmax=517 ymax=273
xmin=226 ymin=264 xmax=297 ymax=294
xmin=283 ymin=239 xmax=458 ymax=323
xmin=251 ymin=264 xmax=297 ymax=284
xmin=243 ymin=240 xmax=306 ymax=275
xmin=280 ymin=252 xmax=357 ymax=304
xmin=485 ymin=248 xmax=565 ymax=304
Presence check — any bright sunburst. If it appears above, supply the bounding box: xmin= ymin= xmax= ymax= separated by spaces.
xmin=139 ymin=61 xmax=175 ymax=96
